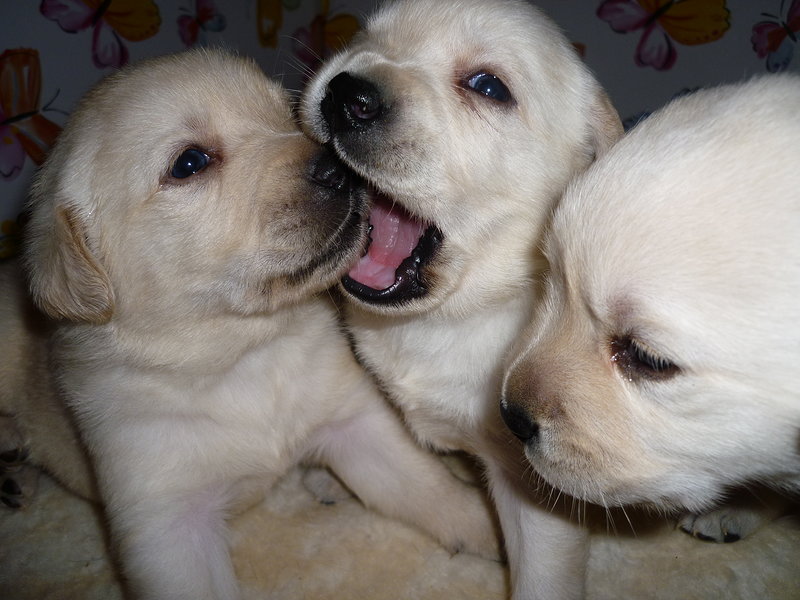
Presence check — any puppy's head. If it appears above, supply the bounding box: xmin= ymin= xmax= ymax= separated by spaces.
xmin=301 ymin=0 xmax=621 ymax=315
xmin=25 ymin=49 xmax=369 ymax=324
xmin=500 ymin=75 xmax=800 ymax=512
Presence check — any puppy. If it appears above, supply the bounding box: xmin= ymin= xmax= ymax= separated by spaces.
xmin=301 ymin=1 xmax=622 ymax=597
xmin=501 ymin=75 xmax=800 ymax=521
xmin=23 ymin=48 xmax=499 ymax=600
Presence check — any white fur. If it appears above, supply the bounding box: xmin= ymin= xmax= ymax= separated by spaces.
xmin=502 ymin=74 xmax=800 ymax=515
xmin=23 ymin=49 xmax=499 ymax=600
xmin=301 ymin=1 xmax=623 ymax=598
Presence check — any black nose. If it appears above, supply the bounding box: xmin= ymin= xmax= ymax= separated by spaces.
xmin=308 ymin=148 xmax=349 ymax=191
xmin=500 ymin=399 xmax=539 ymax=443
xmin=321 ymin=72 xmax=384 ymax=133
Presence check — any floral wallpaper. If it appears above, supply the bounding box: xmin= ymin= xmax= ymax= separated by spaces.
xmin=1 ymin=0 xmax=798 ymax=258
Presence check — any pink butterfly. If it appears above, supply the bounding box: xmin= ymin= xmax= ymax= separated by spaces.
xmin=40 ymin=0 xmax=161 ymax=69
xmin=598 ymin=0 xmax=730 ymax=71
xmin=752 ymin=0 xmax=800 ymax=72
xmin=178 ymin=0 xmax=226 ymax=48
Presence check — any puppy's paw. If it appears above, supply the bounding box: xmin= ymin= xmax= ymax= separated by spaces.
xmin=679 ymin=509 xmax=758 ymax=543
xmin=1 ymin=461 xmax=39 ymax=509
xmin=440 ymin=488 xmax=505 ymax=562
xmin=679 ymin=492 xmax=788 ymax=543
xmin=0 ymin=417 xmax=38 ymax=508
xmin=302 ymin=467 xmax=354 ymax=505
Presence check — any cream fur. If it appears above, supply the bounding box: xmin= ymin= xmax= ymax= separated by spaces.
xmin=19 ymin=48 xmax=499 ymax=600
xmin=502 ymin=75 xmax=800 ymax=515
xmin=300 ymin=1 xmax=623 ymax=598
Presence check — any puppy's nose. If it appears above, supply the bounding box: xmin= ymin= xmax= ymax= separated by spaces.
xmin=308 ymin=148 xmax=350 ymax=191
xmin=321 ymin=72 xmax=383 ymax=133
xmin=500 ymin=398 xmax=539 ymax=443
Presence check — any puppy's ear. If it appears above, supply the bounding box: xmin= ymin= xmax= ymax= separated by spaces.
xmin=588 ymin=89 xmax=624 ymax=157
xmin=26 ymin=203 xmax=114 ymax=324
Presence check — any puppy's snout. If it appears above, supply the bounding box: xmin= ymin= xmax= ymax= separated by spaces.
xmin=321 ymin=72 xmax=384 ymax=132
xmin=501 ymin=362 xmax=545 ymax=444
xmin=308 ymin=148 xmax=350 ymax=191
xmin=500 ymin=397 xmax=540 ymax=444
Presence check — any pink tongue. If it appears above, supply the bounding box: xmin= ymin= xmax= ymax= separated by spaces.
xmin=349 ymin=196 xmax=425 ymax=290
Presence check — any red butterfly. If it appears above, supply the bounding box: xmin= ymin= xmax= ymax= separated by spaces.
xmin=178 ymin=0 xmax=226 ymax=47
xmin=752 ymin=0 xmax=800 ymax=72
xmin=0 ymin=48 xmax=62 ymax=181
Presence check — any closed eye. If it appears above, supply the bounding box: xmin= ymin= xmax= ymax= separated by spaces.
xmin=610 ymin=336 xmax=680 ymax=382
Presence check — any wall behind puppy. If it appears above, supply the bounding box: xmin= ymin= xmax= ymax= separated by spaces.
xmin=1 ymin=0 xmax=797 ymax=258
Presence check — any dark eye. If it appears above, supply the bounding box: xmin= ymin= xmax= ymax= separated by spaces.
xmin=610 ymin=336 xmax=680 ymax=382
xmin=171 ymin=148 xmax=210 ymax=179
xmin=465 ymin=72 xmax=512 ymax=103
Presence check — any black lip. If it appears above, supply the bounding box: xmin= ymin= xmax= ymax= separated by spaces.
xmin=341 ymin=224 xmax=441 ymax=305
xmin=289 ymin=188 xmax=369 ymax=286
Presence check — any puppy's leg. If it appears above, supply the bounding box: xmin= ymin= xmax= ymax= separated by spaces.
xmin=108 ymin=486 xmax=240 ymax=600
xmin=311 ymin=398 xmax=502 ymax=560
xmin=679 ymin=488 xmax=793 ymax=543
xmin=486 ymin=458 xmax=588 ymax=600
xmin=302 ymin=466 xmax=354 ymax=505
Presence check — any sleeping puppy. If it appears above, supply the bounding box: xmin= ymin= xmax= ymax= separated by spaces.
xmin=501 ymin=75 xmax=800 ymax=528
xmin=301 ymin=0 xmax=622 ymax=597
xmin=23 ymin=48 xmax=499 ymax=600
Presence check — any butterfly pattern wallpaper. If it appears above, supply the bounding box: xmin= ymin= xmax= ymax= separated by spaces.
xmin=0 ymin=0 xmax=798 ymax=258
xmin=597 ymin=0 xmax=731 ymax=70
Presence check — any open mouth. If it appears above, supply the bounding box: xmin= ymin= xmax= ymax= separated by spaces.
xmin=342 ymin=191 xmax=441 ymax=304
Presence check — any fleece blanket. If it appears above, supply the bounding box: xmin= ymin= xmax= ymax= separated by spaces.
xmin=1 ymin=466 xmax=798 ymax=600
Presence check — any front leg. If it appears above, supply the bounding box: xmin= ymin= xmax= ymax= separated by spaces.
xmin=310 ymin=398 xmax=502 ymax=561
xmin=89 ymin=425 xmax=252 ymax=600
xmin=486 ymin=457 xmax=589 ymax=600
xmin=106 ymin=484 xmax=240 ymax=600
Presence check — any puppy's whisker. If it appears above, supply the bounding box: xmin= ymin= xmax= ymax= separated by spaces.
xmin=287 ymin=35 xmax=324 ymax=64
xmin=619 ymin=503 xmax=637 ymax=538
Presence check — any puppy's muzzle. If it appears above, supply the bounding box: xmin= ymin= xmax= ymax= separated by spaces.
xmin=321 ymin=72 xmax=384 ymax=134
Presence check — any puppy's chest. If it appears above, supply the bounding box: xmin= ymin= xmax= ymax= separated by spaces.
xmin=353 ymin=325 xmax=501 ymax=451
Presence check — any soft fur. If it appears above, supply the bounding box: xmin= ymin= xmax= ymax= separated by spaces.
xmin=300 ymin=1 xmax=622 ymax=598
xmin=0 ymin=260 xmax=96 ymax=507
xmin=21 ymin=49 xmax=499 ymax=600
xmin=501 ymin=75 xmax=800 ymax=517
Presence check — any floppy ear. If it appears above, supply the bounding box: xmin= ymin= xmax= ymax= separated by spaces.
xmin=588 ymin=89 xmax=624 ymax=157
xmin=25 ymin=203 xmax=115 ymax=324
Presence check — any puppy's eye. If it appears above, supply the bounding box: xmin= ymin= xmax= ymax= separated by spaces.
xmin=465 ymin=72 xmax=512 ymax=103
xmin=610 ymin=337 xmax=680 ymax=382
xmin=171 ymin=148 xmax=210 ymax=179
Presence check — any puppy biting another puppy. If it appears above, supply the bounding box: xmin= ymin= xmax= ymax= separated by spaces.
xmin=21 ymin=48 xmax=499 ymax=600
xmin=301 ymin=0 xmax=623 ymax=597
xmin=501 ymin=75 xmax=800 ymax=526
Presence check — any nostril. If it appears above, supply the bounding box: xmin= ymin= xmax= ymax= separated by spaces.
xmin=349 ymin=94 xmax=380 ymax=121
xmin=500 ymin=399 xmax=540 ymax=443
xmin=324 ymin=72 xmax=384 ymax=129
xmin=309 ymin=149 xmax=349 ymax=191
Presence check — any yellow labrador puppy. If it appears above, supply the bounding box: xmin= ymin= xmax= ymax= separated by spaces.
xmin=501 ymin=75 xmax=800 ymax=531
xmin=22 ymin=49 xmax=498 ymax=600
xmin=301 ymin=0 xmax=622 ymax=597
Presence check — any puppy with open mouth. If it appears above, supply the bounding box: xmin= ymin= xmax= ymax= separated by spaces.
xmin=301 ymin=0 xmax=623 ymax=597
xmin=501 ymin=75 xmax=800 ymax=526
xmin=22 ymin=48 xmax=500 ymax=600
